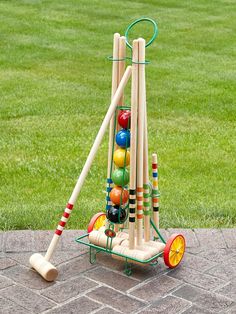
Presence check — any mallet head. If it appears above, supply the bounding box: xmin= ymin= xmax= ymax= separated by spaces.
xmin=29 ymin=253 xmax=58 ymax=282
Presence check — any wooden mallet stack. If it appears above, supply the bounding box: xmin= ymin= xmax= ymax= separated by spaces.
xmin=112 ymin=38 xmax=165 ymax=262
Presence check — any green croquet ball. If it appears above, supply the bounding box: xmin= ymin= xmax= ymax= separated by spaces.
xmin=111 ymin=168 xmax=129 ymax=186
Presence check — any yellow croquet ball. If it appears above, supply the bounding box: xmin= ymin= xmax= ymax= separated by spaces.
xmin=113 ymin=148 xmax=130 ymax=167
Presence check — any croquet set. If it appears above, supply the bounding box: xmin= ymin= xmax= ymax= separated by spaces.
xmin=30 ymin=18 xmax=185 ymax=281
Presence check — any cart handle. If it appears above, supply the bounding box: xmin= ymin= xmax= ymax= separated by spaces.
xmin=125 ymin=17 xmax=158 ymax=49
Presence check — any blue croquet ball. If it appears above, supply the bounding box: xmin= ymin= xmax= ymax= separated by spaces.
xmin=115 ymin=129 xmax=130 ymax=148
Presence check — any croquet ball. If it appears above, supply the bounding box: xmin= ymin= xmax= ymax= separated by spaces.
xmin=116 ymin=129 xmax=130 ymax=148
xmin=106 ymin=205 xmax=127 ymax=224
xmin=118 ymin=110 xmax=131 ymax=129
xmin=110 ymin=186 xmax=129 ymax=205
xmin=114 ymin=148 xmax=130 ymax=167
xmin=111 ymin=168 xmax=129 ymax=186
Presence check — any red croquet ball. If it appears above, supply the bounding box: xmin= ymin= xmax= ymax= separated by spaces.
xmin=118 ymin=110 xmax=131 ymax=129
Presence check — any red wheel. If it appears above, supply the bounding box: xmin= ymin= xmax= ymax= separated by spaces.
xmin=87 ymin=212 xmax=106 ymax=233
xmin=164 ymin=234 xmax=185 ymax=268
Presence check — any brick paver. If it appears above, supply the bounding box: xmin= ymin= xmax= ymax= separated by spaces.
xmin=0 ymin=257 xmax=17 ymax=270
xmin=47 ymin=296 xmax=101 ymax=314
xmin=87 ymin=286 xmax=146 ymax=313
xmin=41 ymin=277 xmax=98 ymax=303
xmin=168 ymin=265 xmax=228 ymax=291
xmin=4 ymin=230 xmax=33 ymax=252
xmin=141 ymin=295 xmax=191 ymax=314
xmin=0 ymin=285 xmax=55 ymax=313
xmin=84 ymin=266 xmax=139 ymax=291
xmin=222 ymin=229 xmax=236 ymax=248
xmin=173 ymin=284 xmax=235 ymax=312
xmin=130 ymin=274 xmax=182 ymax=301
xmin=0 ymin=229 xmax=235 ymax=313
xmin=0 ymin=296 xmax=32 ymax=313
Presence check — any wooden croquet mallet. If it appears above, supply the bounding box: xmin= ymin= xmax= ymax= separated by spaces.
xmin=29 ymin=66 xmax=132 ymax=281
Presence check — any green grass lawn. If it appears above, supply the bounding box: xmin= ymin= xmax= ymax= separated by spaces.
xmin=0 ymin=0 xmax=235 ymax=230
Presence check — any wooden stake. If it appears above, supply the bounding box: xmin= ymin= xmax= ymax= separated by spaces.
xmin=136 ymin=38 xmax=145 ymax=246
xmin=152 ymin=153 xmax=159 ymax=237
xmin=128 ymin=40 xmax=139 ymax=250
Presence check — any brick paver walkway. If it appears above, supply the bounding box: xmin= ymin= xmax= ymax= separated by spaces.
xmin=0 ymin=229 xmax=236 ymax=313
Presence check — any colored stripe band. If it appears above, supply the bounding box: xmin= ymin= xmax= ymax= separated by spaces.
xmin=143 ymin=184 xmax=149 ymax=189
xmin=152 ymin=164 xmax=157 ymax=169
xmin=129 ymin=189 xmax=136 ymax=195
xmin=137 ymin=214 xmax=143 ymax=219
xmin=63 ymin=212 xmax=70 ymax=219
xmin=137 ymin=187 xmax=143 ymax=192
xmin=143 ymin=201 xmax=150 ymax=207
xmin=129 ymin=199 xmax=136 ymax=204
xmin=55 ymin=229 xmax=62 ymax=236
xmin=152 ymin=172 xmax=158 ymax=177
xmin=143 ymin=210 xmax=150 ymax=216
xmin=66 ymin=203 xmax=73 ymax=210
xmin=129 ymin=217 xmax=135 ymax=222
xmin=153 ymin=207 xmax=159 ymax=211
xmin=59 ymin=221 xmax=66 ymax=227
xmin=107 ymin=178 xmax=113 ymax=183
xmin=106 ymin=187 xmax=112 ymax=192
xmin=129 ymin=208 xmax=135 ymax=213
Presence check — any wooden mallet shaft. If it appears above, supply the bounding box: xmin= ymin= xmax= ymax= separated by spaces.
xmin=128 ymin=39 xmax=139 ymax=250
xmin=106 ymin=33 xmax=120 ymax=216
xmin=136 ymin=38 xmax=146 ymax=246
xmin=29 ymin=66 xmax=132 ymax=281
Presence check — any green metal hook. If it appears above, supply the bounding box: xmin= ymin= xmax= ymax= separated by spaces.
xmin=125 ymin=17 xmax=158 ymax=49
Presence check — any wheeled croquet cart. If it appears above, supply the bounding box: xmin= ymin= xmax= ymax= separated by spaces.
xmin=76 ymin=18 xmax=186 ymax=275
xmin=29 ymin=18 xmax=185 ymax=282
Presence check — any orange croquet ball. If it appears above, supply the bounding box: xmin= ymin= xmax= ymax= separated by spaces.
xmin=110 ymin=186 xmax=129 ymax=205
xmin=113 ymin=148 xmax=130 ymax=167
